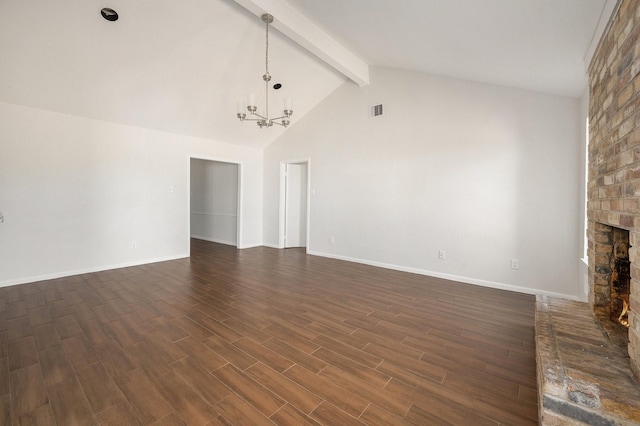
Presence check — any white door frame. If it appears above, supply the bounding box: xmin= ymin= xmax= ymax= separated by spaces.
xmin=279 ymin=158 xmax=311 ymax=250
xmin=187 ymin=156 xmax=243 ymax=255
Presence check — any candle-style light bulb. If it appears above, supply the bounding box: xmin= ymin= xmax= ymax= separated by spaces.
xmin=284 ymin=97 xmax=292 ymax=111
xmin=248 ymin=93 xmax=256 ymax=108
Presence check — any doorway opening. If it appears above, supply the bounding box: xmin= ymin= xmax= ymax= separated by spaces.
xmin=280 ymin=160 xmax=310 ymax=249
xmin=189 ymin=158 xmax=241 ymax=249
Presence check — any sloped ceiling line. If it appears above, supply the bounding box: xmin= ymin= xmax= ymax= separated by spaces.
xmin=232 ymin=0 xmax=370 ymax=86
xmin=584 ymin=0 xmax=621 ymax=72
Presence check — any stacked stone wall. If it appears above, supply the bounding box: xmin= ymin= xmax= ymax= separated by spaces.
xmin=588 ymin=0 xmax=640 ymax=379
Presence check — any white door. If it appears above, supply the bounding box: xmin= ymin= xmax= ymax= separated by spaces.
xmin=285 ymin=163 xmax=308 ymax=248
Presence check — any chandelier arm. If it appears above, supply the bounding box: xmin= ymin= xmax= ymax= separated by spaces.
xmin=249 ymin=111 xmax=267 ymax=120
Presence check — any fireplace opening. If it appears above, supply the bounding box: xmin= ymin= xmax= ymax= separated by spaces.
xmin=610 ymin=227 xmax=631 ymax=328
xmin=592 ymin=223 xmax=632 ymax=346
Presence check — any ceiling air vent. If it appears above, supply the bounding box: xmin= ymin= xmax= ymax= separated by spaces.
xmin=371 ymin=104 xmax=383 ymax=117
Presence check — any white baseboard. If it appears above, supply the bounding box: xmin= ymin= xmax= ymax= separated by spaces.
xmin=238 ymin=243 xmax=263 ymax=249
xmin=261 ymin=243 xmax=281 ymax=249
xmin=0 ymin=253 xmax=189 ymax=289
xmin=306 ymin=249 xmax=579 ymax=301
xmin=2 ymin=245 xmax=579 ymax=302
xmin=190 ymin=235 xmax=237 ymax=247
xmin=190 ymin=236 xmax=263 ymax=250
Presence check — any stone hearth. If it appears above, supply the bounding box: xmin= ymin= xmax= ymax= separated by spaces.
xmin=536 ymin=296 xmax=640 ymax=425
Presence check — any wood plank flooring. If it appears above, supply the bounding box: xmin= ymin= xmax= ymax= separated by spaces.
xmin=0 ymin=239 xmax=538 ymax=425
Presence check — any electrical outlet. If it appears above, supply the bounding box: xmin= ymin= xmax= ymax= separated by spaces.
xmin=511 ymin=259 xmax=519 ymax=269
xmin=438 ymin=250 xmax=446 ymax=260
xmin=131 ymin=241 xmax=137 ymax=249
xmin=330 ymin=236 xmax=335 ymax=244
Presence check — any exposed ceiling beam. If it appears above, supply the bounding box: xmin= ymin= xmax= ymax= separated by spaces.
xmin=233 ymin=0 xmax=370 ymax=86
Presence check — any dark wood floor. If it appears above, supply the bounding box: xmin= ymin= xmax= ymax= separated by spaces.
xmin=0 ymin=239 xmax=538 ymax=425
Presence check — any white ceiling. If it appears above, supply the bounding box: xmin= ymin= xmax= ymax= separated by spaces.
xmin=286 ymin=0 xmax=613 ymax=97
xmin=0 ymin=0 xmax=614 ymax=148
xmin=0 ymin=0 xmax=346 ymax=149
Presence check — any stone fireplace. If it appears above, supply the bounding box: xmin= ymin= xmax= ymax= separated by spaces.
xmin=588 ymin=0 xmax=640 ymax=381
xmin=535 ymin=1 xmax=640 ymax=423
xmin=537 ymin=222 xmax=640 ymax=424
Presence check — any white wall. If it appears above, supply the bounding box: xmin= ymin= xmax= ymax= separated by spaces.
xmin=264 ymin=67 xmax=582 ymax=298
xmin=0 ymin=101 xmax=263 ymax=287
xmin=190 ymin=159 xmax=239 ymax=246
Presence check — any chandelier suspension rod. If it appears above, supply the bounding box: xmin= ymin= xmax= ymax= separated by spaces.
xmin=264 ymin=13 xmax=269 ymax=122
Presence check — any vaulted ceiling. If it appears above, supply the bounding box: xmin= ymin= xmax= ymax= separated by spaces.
xmin=0 ymin=0 xmax=615 ymax=148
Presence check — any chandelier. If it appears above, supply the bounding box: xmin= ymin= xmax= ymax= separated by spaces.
xmin=236 ymin=14 xmax=293 ymax=128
